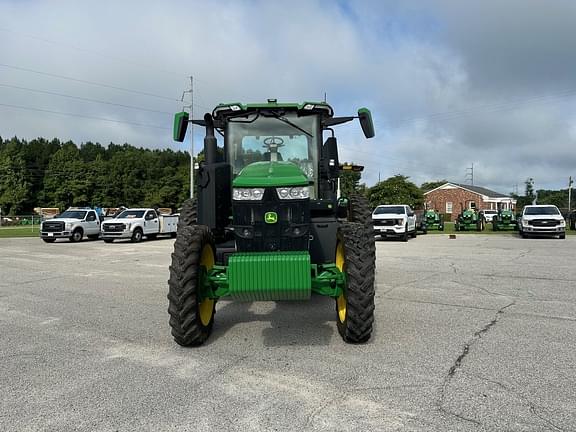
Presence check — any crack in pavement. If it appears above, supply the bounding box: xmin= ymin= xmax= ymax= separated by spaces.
xmin=464 ymin=372 xmax=569 ymax=432
xmin=451 ymin=279 xmax=510 ymax=298
xmin=377 ymin=272 xmax=443 ymax=297
xmin=481 ymin=273 xmax=576 ymax=283
xmin=437 ymin=301 xmax=516 ymax=427
xmin=383 ymin=297 xmax=496 ymax=312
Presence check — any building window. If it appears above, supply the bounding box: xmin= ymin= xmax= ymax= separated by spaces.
xmin=446 ymin=202 xmax=453 ymax=213
xmin=469 ymin=202 xmax=476 ymax=209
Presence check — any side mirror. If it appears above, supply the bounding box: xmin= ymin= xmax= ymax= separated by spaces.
xmin=173 ymin=111 xmax=189 ymax=142
xmin=358 ymin=108 xmax=375 ymax=139
xmin=322 ymin=137 xmax=339 ymax=179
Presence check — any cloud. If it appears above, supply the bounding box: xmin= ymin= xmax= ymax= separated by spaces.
xmin=0 ymin=0 xmax=575 ymax=193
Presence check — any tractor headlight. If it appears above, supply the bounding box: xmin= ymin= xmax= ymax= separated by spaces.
xmin=276 ymin=186 xmax=309 ymax=200
xmin=233 ymin=188 xmax=265 ymax=201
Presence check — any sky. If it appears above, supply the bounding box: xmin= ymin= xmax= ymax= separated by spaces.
xmin=1 ymin=0 xmax=575 ymax=193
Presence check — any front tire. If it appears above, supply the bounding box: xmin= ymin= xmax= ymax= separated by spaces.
xmin=348 ymin=194 xmax=376 ymax=263
xmin=168 ymin=225 xmax=216 ymax=346
xmin=69 ymin=229 xmax=83 ymax=242
xmin=131 ymin=228 xmax=143 ymax=243
xmin=336 ymin=222 xmax=375 ymax=343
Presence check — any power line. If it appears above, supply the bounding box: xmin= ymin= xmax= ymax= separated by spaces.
xmin=0 ymin=83 xmax=173 ymax=115
xmin=0 ymin=27 xmax=188 ymax=80
xmin=398 ymin=88 xmax=576 ymax=125
xmin=0 ymin=102 xmax=170 ymax=130
xmin=0 ymin=63 xmax=180 ymax=102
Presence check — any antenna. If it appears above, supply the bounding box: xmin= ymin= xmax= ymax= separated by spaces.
xmin=465 ymin=163 xmax=474 ymax=185
xmin=181 ymin=76 xmax=194 ymax=199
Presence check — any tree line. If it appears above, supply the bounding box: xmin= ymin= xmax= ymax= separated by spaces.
xmin=1 ymin=136 xmax=570 ymax=215
xmin=342 ymin=172 xmax=573 ymax=211
xmin=0 ymin=136 xmax=191 ymax=215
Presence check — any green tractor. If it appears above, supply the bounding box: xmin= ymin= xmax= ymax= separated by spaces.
xmin=424 ymin=209 xmax=444 ymax=231
xmin=169 ymin=100 xmax=376 ymax=346
xmin=455 ymin=204 xmax=483 ymax=231
xmin=492 ymin=208 xmax=518 ymax=231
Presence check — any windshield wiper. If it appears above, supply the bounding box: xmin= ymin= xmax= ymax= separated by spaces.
xmin=267 ymin=112 xmax=313 ymax=137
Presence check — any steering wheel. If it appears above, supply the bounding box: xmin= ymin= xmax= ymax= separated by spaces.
xmin=263 ymin=136 xmax=284 ymax=148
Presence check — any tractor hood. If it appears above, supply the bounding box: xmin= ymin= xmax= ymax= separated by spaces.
xmin=232 ymin=161 xmax=308 ymax=188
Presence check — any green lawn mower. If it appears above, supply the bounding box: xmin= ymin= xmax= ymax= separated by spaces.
xmin=169 ymin=100 xmax=376 ymax=346
xmin=424 ymin=209 xmax=444 ymax=231
xmin=492 ymin=209 xmax=518 ymax=231
xmin=455 ymin=206 xmax=483 ymax=231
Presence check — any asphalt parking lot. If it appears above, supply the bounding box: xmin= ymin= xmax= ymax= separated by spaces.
xmin=1 ymin=235 xmax=575 ymax=431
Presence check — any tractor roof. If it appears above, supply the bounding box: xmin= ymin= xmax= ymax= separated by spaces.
xmin=212 ymin=99 xmax=334 ymax=120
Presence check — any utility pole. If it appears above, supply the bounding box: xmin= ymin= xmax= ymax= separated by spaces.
xmin=465 ymin=163 xmax=474 ymax=185
xmin=181 ymin=76 xmax=194 ymax=199
xmin=569 ymin=176 xmax=573 ymax=212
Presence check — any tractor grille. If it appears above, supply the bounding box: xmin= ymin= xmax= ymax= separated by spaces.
xmin=42 ymin=221 xmax=64 ymax=232
xmin=233 ymin=188 xmax=310 ymax=252
xmin=529 ymin=219 xmax=559 ymax=227
xmin=373 ymin=219 xmax=396 ymax=226
xmin=103 ymin=223 xmax=126 ymax=232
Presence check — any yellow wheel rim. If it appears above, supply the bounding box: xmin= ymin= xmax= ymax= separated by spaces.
xmin=336 ymin=242 xmax=347 ymax=323
xmin=199 ymin=244 xmax=215 ymax=327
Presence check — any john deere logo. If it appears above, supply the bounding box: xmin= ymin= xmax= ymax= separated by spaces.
xmin=265 ymin=212 xmax=278 ymax=224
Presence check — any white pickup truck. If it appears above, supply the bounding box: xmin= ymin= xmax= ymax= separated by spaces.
xmin=40 ymin=207 xmax=102 ymax=243
xmin=518 ymin=205 xmax=565 ymax=239
xmin=100 ymin=208 xmax=178 ymax=243
xmin=372 ymin=204 xmax=417 ymax=242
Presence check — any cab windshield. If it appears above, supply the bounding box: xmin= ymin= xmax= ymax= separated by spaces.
xmin=58 ymin=211 xmax=87 ymax=219
xmin=524 ymin=206 xmax=560 ymax=215
xmin=117 ymin=210 xmax=145 ymax=219
xmin=374 ymin=206 xmax=406 ymax=215
xmin=226 ymin=113 xmax=319 ymax=192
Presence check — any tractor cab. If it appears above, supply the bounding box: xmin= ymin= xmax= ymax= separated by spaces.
xmin=455 ymin=203 xmax=484 ymax=231
xmin=424 ymin=209 xmax=444 ymax=231
xmin=169 ymin=100 xmax=376 ymax=346
xmin=492 ymin=207 xmax=518 ymax=231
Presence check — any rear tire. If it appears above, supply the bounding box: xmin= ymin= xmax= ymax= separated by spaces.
xmin=168 ymin=225 xmax=216 ymax=346
xmin=336 ymin=222 xmax=375 ymax=343
xmin=131 ymin=228 xmax=143 ymax=243
xmin=42 ymin=238 xmax=56 ymax=243
xmin=178 ymin=199 xmax=198 ymax=229
xmin=69 ymin=229 xmax=83 ymax=242
xmin=348 ymin=194 xmax=375 ymax=263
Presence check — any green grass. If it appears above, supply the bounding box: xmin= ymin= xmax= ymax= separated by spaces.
xmin=0 ymin=226 xmax=40 ymax=238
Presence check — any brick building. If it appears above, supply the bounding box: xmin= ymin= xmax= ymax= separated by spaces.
xmin=424 ymin=183 xmax=516 ymax=222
